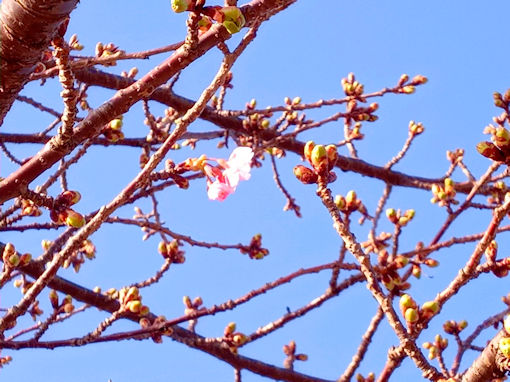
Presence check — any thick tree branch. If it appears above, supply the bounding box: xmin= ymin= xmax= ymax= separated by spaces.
xmin=461 ymin=330 xmax=506 ymax=382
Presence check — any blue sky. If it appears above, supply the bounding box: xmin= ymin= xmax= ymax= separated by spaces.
xmin=2 ymin=1 xmax=510 ymax=381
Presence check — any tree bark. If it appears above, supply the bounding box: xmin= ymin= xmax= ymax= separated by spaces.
xmin=0 ymin=0 xmax=79 ymax=126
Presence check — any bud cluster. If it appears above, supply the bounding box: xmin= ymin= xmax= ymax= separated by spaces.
xmin=293 ymin=141 xmax=338 ymax=185
xmin=487 ymin=180 xmax=507 ymax=205
xmin=399 ymin=294 xmax=440 ymax=332
xmin=443 ymin=319 xmax=468 ymax=335
xmin=49 ymin=290 xmax=75 ymax=314
xmin=183 ymin=295 xmax=203 ymax=315
xmin=2 ymin=243 xmax=31 ymax=270
xmin=396 ymin=74 xmax=428 ymax=95
xmin=141 ymin=315 xmax=174 ymax=343
xmin=409 ymin=120 xmax=424 ymax=135
xmin=171 ymin=1 xmax=246 ymax=35
xmin=493 ymin=90 xmax=510 ymax=111
xmin=20 ymin=199 xmax=42 ymax=217
xmin=335 ymin=190 xmax=367 ymax=216
xmin=49 ymin=190 xmax=86 ymax=228
xmin=158 ymin=240 xmax=186 ymax=264
xmin=223 ymin=321 xmax=248 ymax=354
xmin=149 ymin=159 xmax=191 ymax=189
xmin=385 ymin=208 xmax=415 ymax=227
xmin=95 ymin=42 xmax=124 ymax=65
xmin=103 ymin=115 xmax=124 ymax=143
xmin=240 ymin=233 xmax=269 ymax=260
xmin=61 ymin=239 xmax=96 ymax=273
xmin=422 ymin=334 xmax=448 ymax=360
xmin=282 ymin=340 xmax=308 ymax=370
xmin=342 ymin=73 xmax=364 ymax=97
xmin=430 ymin=178 xmax=458 ymax=206
xmin=477 ymin=98 xmax=510 ymax=162
xmin=355 ymin=373 xmax=375 ymax=382
xmin=0 ymin=355 xmax=12 ymax=367
xmin=118 ymin=286 xmax=150 ymax=316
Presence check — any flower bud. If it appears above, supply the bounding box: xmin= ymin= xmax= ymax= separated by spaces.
xmin=183 ymin=295 xmax=192 ymax=309
xmin=399 ymin=294 xmax=416 ymax=312
xmin=193 ymin=296 xmax=203 ymax=307
xmin=293 ymin=165 xmax=318 ymax=184
xmin=386 ymin=208 xmax=397 ymax=223
xmin=346 ymin=190 xmax=357 ymax=206
xmin=500 ymin=337 xmax=510 ymax=357
xmin=404 ymin=307 xmax=419 ymax=324
xmin=124 ymin=286 xmax=139 ymax=302
xmin=65 ymin=209 xmax=85 ymax=228
xmin=109 ymin=118 xmax=123 ymax=131
xmin=296 ymin=354 xmax=308 ymax=361
xmin=224 ymin=322 xmax=236 ymax=336
xmin=325 ymin=145 xmax=338 ymax=170
xmin=232 ymin=333 xmax=248 ymax=345
xmin=126 ymin=300 xmax=142 ymax=314
xmin=394 ymin=255 xmax=409 ymax=268
xmin=49 ymin=289 xmax=59 ymax=309
xmin=8 ymin=253 xmax=20 ymax=267
xmin=398 ymin=74 xmax=409 ymax=86
xmin=19 ymin=253 xmax=31 ymax=266
xmin=158 ymin=241 xmax=168 ymax=257
xmin=63 ymin=303 xmax=74 ymax=314
xmin=402 ymin=85 xmax=415 ymax=94
xmin=334 ymin=195 xmax=346 ymax=210
xmin=198 ymin=16 xmax=212 ymax=33
xmin=411 ymin=75 xmax=428 ymax=85
xmin=303 ymin=141 xmax=315 ymax=162
xmin=421 ymin=301 xmax=439 ymax=319
xmin=476 ymin=141 xmax=505 ymax=162
xmin=171 ymin=0 xmax=194 ymax=13
xmin=59 ymin=190 xmax=81 ymax=205
xmin=221 ymin=6 xmax=245 ymax=34
xmin=412 ymin=264 xmax=422 ymax=279
xmin=424 ymin=258 xmax=439 ymax=267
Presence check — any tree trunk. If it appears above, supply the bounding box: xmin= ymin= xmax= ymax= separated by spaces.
xmin=0 ymin=0 xmax=79 ymax=126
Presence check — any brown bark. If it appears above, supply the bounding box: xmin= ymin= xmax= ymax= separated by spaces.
xmin=461 ymin=330 xmax=507 ymax=382
xmin=0 ymin=0 xmax=79 ymax=126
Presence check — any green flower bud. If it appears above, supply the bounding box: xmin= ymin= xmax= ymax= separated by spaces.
xmin=399 ymin=294 xmax=416 ymax=312
xmin=221 ymin=6 xmax=245 ymax=34
xmin=421 ymin=301 xmax=439 ymax=318
xmin=310 ymin=145 xmax=328 ymax=173
xmin=404 ymin=307 xmax=419 ymax=323
xmin=65 ymin=209 xmax=85 ymax=228
xmin=171 ymin=0 xmax=193 ymax=13
xmin=500 ymin=337 xmax=510 ymax=357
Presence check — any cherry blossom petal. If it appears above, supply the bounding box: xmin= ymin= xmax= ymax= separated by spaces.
xmin=207 ymin=180 xmax=235 ymax=201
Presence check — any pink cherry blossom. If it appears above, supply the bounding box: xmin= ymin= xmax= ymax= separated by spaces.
xmin=222 ymin=147 xmax=253 ymax=188
xmin=207 ymin=179 xmax=235 ymax=201
xmin=206 ymin=146 xmax=254 ymax=201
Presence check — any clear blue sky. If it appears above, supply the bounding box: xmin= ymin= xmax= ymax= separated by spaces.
xmin=2 ymin=1 xmax=510 ymax=381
